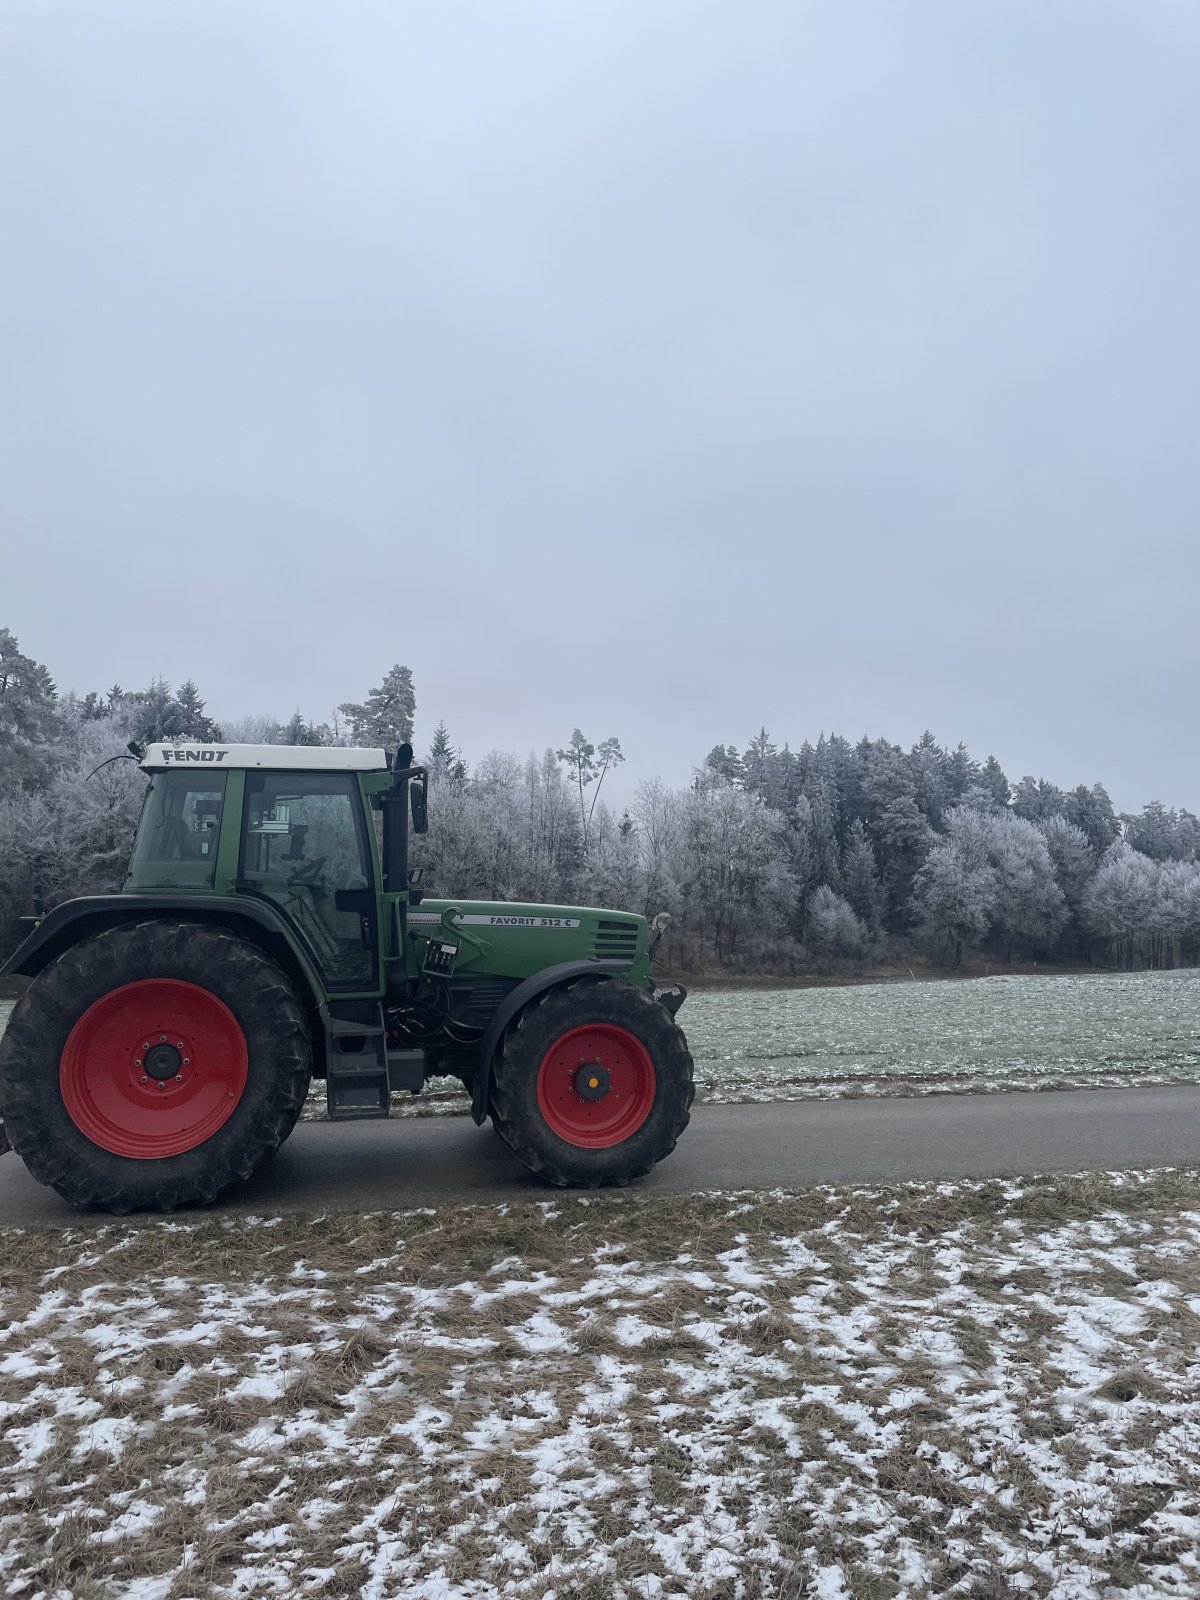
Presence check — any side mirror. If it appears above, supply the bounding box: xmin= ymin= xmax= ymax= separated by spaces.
xmin=410 ymin=773 xmax=428 ymax=834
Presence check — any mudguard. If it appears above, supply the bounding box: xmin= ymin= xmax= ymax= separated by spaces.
xmin=1 ymin=894 xmax=325 ymax=1009
xmin=471 ymin=959 xmax=631 ymax=1125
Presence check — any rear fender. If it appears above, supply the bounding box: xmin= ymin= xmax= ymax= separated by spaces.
xmin=3 ymin=896 xmax=327 ymax=1059
xmin=471 ymin=959 xmax=631 ymax=1125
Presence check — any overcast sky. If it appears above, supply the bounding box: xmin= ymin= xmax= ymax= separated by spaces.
xmin=2 ymin=0 xmax=1198 ymax=811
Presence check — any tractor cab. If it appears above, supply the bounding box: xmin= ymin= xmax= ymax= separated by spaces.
xmin=127 ymin=743 xmax=395 ymax=993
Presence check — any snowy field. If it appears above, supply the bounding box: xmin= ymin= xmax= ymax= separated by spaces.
xmin=6 ymin=969 xmax=1200 ymax=1126
xmin=2 ymin=1170 xmax=1200 ymax=1598
xmin=687 ymin=968 xmax=1200 ymax=1104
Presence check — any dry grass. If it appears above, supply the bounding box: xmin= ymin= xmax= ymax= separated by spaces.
xmin=2 ymin=1169 xmax=1200 ymax=1597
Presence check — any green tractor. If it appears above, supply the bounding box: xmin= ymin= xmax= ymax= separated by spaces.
xmin=0 ymin=742 xmax=693 ymax=1212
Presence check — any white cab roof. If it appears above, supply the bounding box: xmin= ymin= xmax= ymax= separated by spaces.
xmin=140 ymin=743 xmax=388 ymax=772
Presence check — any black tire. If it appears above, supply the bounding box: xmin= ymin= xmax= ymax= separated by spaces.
xmin=489 ymin=978 xmax=694 ymax=1187
xmin=0 ymin=920 xmax=312 ymax=1213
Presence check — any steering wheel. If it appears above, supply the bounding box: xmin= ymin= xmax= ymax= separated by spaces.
xmin=286 ymin=855 xmax=329 ymax=889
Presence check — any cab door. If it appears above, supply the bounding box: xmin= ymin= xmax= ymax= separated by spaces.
xmin=239 ymin=771 xmax=379 ymax=991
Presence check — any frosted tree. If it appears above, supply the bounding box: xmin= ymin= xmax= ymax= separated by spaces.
xmin=807 ymin=783 xmax=843 ymax=897
xmin=1063 ymin=783 xmax=1120 ymax=857
xmin=281 ymin=709 xmax=327 ymax=747
xmin=1157 ymin=860 xmax=1200 ymax=966
xmin=1124 ymin=800 xmax=1197 ymax=863
xmin=338 ymin=664 xmax=415 ymax=752
xmin=0 ymin=627 xmax=62 ymax=793
xmin=125 ymin=679 xmax=189 ymax=744
xmin=174 ymin=681 xmax=221 ymax=742
xmin=806 ymin=885 xmax=868 ymax=961
xmin=704 ymin=744 xmax=746 ymax=786
xmin=978 ymin=754 xmax=1012 ymax=812
xmin=986 ymin=815 xmax=1067 ymax=960
xmin=1083 ymin=844 xmax=1159 ymax=969
xmin=632 ymin=777 xmax=684 ymax=920
xmin=874 ymin=794 xmax=934 ymax=923
xmin=910 ymin=730 xmax=954 ymax=828
xmin=1039 ymin=816 xmax=1095 ymax=953
xmin=220 ymin=712 xmax=282 ymax=745
xmin=742 ymin=728 xmax=778 ymax=800
xmin=784 ymin=795 xmax=819 ymax=925
xmin=1011 ymin=776 xmax=1066 ymax=824
xmin=0 ymin=718 xmax=146 ymax=949
xmin=580 ymin=803 xmax=642 ymax=914
xmin=681 ymin=776 xmax=796 ymax=966
xmin=912 ymin=810 xmax=998 ymax=964
xmin=525 ymin=749 xmax=583 ymax=900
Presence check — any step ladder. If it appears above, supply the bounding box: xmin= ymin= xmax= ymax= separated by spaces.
xmin=323 ymin=1002 xmax=426 ymax=1119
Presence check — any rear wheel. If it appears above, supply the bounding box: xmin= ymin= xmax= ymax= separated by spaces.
xmin=489 ymin=979 xmax=693 ymax=1186
xmin=0 ymin=921 xmax=311 ymax=1212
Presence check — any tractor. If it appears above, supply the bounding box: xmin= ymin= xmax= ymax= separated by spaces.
xmin=0 ymin=742 xmax=693 ymax=1212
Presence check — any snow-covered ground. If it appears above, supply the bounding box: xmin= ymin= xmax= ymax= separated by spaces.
xmin=2 ymin=1169 xmax=1199 ymax=1597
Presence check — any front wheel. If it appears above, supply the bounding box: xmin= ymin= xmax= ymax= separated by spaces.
xmin=0 ymin=920 xmax=312 ymax=1212
xmin=489 ymin=979 xmax=694 ymax=1186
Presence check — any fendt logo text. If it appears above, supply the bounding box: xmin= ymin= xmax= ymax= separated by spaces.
xmin=161 ymin=748 xmax=229 ymax=763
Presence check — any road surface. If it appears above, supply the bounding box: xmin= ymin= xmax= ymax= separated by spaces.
xmin=2 ymin=1085 xmax=1198 ymax=1224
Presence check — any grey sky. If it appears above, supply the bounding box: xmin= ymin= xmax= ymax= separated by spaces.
xmin=2 ymin=0 xmax=1198 ymax=812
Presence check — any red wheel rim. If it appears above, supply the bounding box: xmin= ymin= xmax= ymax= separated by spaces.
xmin=59 ymin=979 xmax=248 ymax=1159
xmin=536 ymin=1024 xmax=656 ymax=1148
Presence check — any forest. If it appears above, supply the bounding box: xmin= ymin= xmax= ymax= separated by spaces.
xmin=2 ymin=626 xmax=1198 ymax=975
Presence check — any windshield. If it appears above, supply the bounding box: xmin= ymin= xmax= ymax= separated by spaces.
xmin=126 ymin=771 xmax=227 ymax=890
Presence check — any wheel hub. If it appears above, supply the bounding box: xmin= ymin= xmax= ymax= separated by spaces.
xmin=142 ymin=1041 xmax=183 ymax=1081
xmin=573 ymin=1061 xmax=611 ymax=1101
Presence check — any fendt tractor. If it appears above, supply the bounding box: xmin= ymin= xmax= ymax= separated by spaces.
xmin=0 ymin=743 xmax=693 ymax=1212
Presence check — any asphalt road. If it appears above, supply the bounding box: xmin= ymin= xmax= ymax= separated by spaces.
xmin=2 ymin=1085 xmax=1198 ymax=1224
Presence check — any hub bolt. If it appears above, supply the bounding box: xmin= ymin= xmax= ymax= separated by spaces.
xmin=139 ymin=1076 xmax=147 ymax=1084
xmin=175 ymin=1074 xmax=183 ymax=1082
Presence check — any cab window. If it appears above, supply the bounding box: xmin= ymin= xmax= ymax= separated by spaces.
xmin=126 ymin=772 xmax=227 ymax=890
xmin=240 ymin=772 xmax=375 ymax=988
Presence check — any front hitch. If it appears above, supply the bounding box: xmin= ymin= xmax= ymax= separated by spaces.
xmin=653 ymin=984 xmax=687 ymax=1016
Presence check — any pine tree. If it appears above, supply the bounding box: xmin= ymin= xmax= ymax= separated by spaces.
xmin=842 ymin=819 xmax=886 ymax=933
xmin=338 ymin=664 xmax=416 ymax=751
xmin=979 ymin=755 xmax=1011 ymax=811
xmin=174 ymin=680 xmax=220 ymax=742
xmin=0 ymin=628 xmax=61 ymax=793
xmin=1011 ymin=776 xmax=1065 ymax=824
xmin=429 ymin=720 xmax=456 ymax=769
xmin=126 ymin=679 xmax=189 ymax=744
xmin=742 ymin=728 xmax=777 ymax=800
xmin=704 ymin=744 xmax=746 ymax=786
xmin=282 ymin=709 xmax=325 ymax=746
xmin=1124 ymin=800 xmax=1179 ymax=861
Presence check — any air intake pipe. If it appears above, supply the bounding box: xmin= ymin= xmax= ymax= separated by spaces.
xmin=382 ymin=743 xmax=429 ymax=897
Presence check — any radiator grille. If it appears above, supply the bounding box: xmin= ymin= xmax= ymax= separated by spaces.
xmin=591 ymin=918 xmax=640 ymax=961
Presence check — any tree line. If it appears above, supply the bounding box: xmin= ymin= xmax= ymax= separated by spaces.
xmin=2 ymin=627 xmax=1197 ymax=974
